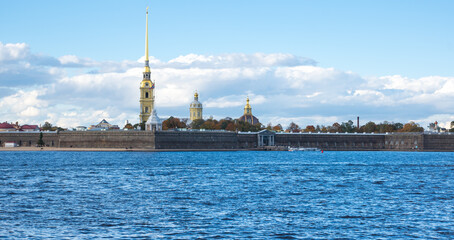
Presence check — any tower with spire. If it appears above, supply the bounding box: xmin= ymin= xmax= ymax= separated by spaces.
xmin=139 ymin=7 xmax=155 ymax=123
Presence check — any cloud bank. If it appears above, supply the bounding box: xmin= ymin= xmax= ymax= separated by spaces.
xmin=0 ymin=42 xmax=452 ymax=129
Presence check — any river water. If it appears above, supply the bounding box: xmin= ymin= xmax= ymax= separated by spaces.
xmin=0 ymin=151 xmax=453 ymax=239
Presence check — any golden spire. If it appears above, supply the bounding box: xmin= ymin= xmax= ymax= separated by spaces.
xmin=194 ymin=91 xmax=199 ymax=100
xmin=144 ymin=7 xmax=150 ymax=73
xmin=244 ymin=97 xmax=252 ymax=115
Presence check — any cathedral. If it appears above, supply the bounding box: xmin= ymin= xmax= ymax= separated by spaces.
xmin=138 ymin=8 xmax=259 ymax=129
xmin=139 ymin=7 xmax=162 ymax=131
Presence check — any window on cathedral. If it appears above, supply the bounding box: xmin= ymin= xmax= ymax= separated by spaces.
xmin=145 ymin=107 xmax=148 ymax=113
xmin=198 ymin=112 xmax=200 ymax=117
xmin=145 ymin=83 xmax=149 ymax=87
xmin=145 ymin=92 xmax=149 ymax=98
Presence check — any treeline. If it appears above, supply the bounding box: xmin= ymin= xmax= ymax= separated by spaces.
xmin=161 ymin=117 xmax=425 ymax=133
xmin=162 ymin=117 xmax=262 ymax=132
xmin=285 ymin=120 xmax=424 ymax=133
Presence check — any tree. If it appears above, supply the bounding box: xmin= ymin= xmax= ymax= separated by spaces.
xmin=287 ymin=122 xmax=301 ymax=133
xmin=399 ymin=121 xmax=424 ymax=132
xmin=162 ymin=117 xmax=186 ymax=130
xmin=225 ymin=122 xmax=236 ymax=131
xmin=377 ymin=121 xmax=395 ymax=133
xmin=304 ymin=125 xmax=316 ymax=133
xmin=321 ymin=126 xmax=328 ymax=133
xmin=272 ymin=124 xmax=283 ymax=132
xmin=329 ymin=122 xmax=341 ymax=133
xmin=200 ymin=120 xmax=216 ymax=130
xmin=190 ymin=119 xmax=205 ymax=129
xmin=41 ymin=122 xmax=53 ymax=131
xmin=41 ymin=121 xmax=65 ymax=131
xmin=266 ymin=123 xmax=272 ymax=130
xmin=124 ymin=123 xmax=134 ymax=130
xmin=341 ymin=120 xmax=355 ymax=133
xmin=363 ymin=121 xmax=377 ymax=133
xmin=37 ymin=132 xmax=45 ymax=147
xmin=394 ymin=122 xmax=404 ymax=131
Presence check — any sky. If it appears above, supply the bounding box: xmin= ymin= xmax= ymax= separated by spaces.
xmin=1 ymin=0 xmax=453 ymax=129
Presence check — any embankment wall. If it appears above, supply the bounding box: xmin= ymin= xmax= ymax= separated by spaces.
xmin=0 ymin=131 xmax=453 ymax=151
xmin=275 ymin=133 xmax=385 ymax=151
xmin=154 ymin=131 xmax=238 ymax=149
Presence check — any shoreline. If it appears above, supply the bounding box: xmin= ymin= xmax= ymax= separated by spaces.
xmin=0 ymin=147 xmax=254 ymax=152
xmin=0 ymin=147 xmax=452 ymax=152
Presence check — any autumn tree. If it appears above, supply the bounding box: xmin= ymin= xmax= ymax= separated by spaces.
xmin=272 ymin=124 xmax=283 ymax=132
xmin=329 ymin=122 xmax=341 ymax=133
xmin=190 ymin=119 xmax=205 ymax=129
xmin=162 ymin=117 xmax=186 ymax=130
xmin=399 ymin=121 xmax=424 ymax=132
xmin=287 ymin=122 xmax=301 ymax=133
xmin=304 ymin=125 xmax=316 ymax=133
xmin=123 ymin=123 xmax=134 ymax=130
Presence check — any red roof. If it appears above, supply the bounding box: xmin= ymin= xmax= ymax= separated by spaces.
xmin=21 ymin=125 xmax=39 ymax=130
xmin=0 ymin=122 xmax=15 ymax=129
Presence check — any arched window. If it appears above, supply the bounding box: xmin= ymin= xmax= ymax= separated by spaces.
xmin=145 ymin=92 xmax=149 ymax=98
xmin=145 ymin=107 xmax=148 ymax=113
xmin=197 ymin=112 xmax=200 ymax=117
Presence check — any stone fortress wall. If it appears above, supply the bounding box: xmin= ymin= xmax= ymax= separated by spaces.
xmin=0 ymin=131 xmax=453 ymax=151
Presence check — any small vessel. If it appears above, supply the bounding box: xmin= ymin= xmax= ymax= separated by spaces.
xmin=288 ymin=147 xmax=321 ymax=152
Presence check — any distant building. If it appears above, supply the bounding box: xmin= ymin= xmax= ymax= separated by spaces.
xmin=0 ymin=122 xmax=17 ymax=132
xmin=75 ymin=126 xmax=87 ymax=131
xmin=146 ymin=109 xmax=163 ymax=132
xmin=20 ymin=125 xmax=39 ymax=132
xmin=189 ymin=91 xmax=203 ymax=121
xmin=451 ymin=121 xmax=454 ymax=130
xmin=88 ymin=119 xmax=119 ymax=131
xmin=238 ymin=97 xmax=260 ymax=125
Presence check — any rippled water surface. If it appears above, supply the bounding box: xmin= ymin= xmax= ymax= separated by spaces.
xmin=0 ymin=151 xmax=453 ymax=239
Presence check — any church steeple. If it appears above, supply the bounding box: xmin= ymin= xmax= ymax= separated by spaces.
xmin=244 ymin=97 xmax=252 ymax=115
xmin=143 ymin=7 xmax=151 ymax=77
xmin=139 ymin=7 xmax=154 ymax=124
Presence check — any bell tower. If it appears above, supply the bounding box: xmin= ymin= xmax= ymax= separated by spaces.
xmin=139 ymin=7 xmax=155 ymax=123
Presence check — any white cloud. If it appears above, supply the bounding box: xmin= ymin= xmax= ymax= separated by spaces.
xmin=0 ymin=42 xmax=29 ymax=62
xmin=0 ymin=42 xmax=453 ymax=129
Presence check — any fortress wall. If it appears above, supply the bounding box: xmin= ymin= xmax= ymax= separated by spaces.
xmin=237 ymin=134 xmax=258 ymax=149
xmin=275 ymin=133 xmax=385 ymax=151
xmin=1 ymin=131 xmax=453 ymax=151
xmin=422 ymin=134 xmax=454 ymax=151
xmin=384 ymin=134 xmax=423 ymax=151
xmin=0 ymin=132 xmax=59 ymax=147
xmin=58 ymin=131 xmax=155 ymax=149
xmin=154 ymin=131 xmax=239 ymax=149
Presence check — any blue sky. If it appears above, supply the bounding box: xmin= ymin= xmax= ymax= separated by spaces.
xmin=1 ymin=1 xmax=453 ymax=128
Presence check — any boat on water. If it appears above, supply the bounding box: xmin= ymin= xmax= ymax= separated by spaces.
xmin=288 ymin=147 xmax=321 ymax=152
